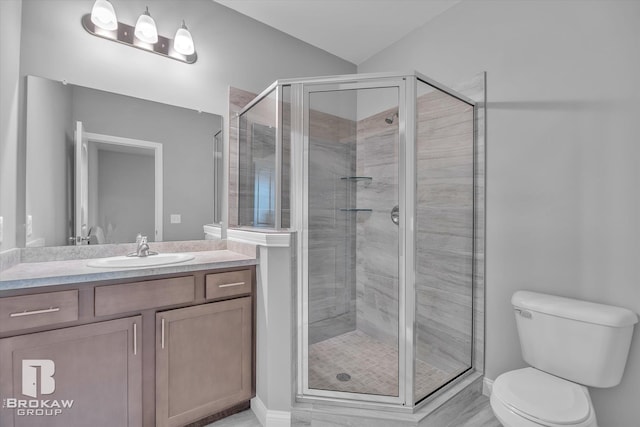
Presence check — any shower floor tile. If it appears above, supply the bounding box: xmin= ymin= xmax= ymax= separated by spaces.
xmin=308 ymin=330 xmax=449 ymax=398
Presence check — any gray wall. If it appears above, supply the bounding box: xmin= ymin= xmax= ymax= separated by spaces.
xmin=1 ymin=0 xmax=355 ymax=251
xmin=359 ymin=1 xmax=640 ymax=424
xmin=97 ymin=150 xmax=155 ymax=243
xmin=19 ymin=0 xmax=355 ymax=121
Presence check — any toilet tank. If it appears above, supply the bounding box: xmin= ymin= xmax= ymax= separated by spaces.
xmin=512 ymin=291 xmax=638 ymax=388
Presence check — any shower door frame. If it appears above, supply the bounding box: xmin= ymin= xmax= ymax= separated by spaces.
xmin=293 ymin=76 xmax=417 ymax=408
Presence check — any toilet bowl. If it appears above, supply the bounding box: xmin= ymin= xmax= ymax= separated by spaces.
xmin=490 ymin=368 xmax=597 ymax=427
xmin=489 ymin=291 xmax=638 ymax=427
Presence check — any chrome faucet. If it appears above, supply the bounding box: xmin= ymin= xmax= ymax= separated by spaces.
xmin=136 ymin=234 xmax=150 ymax=257
xmin=128 ymin=233 xmax=158 ymax=257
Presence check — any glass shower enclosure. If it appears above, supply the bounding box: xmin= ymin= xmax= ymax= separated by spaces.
xmin=233 ymin=72 xmax=480 ymax=409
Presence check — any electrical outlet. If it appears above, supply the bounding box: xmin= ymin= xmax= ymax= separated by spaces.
xmin=170 ymin=214 xmax=181 ymax=224
xmin=26 ymin=215 xmax=33 ymax=237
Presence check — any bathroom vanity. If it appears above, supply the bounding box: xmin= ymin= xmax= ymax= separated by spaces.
xmin=0 ymin=248 xmax=256 ymax=427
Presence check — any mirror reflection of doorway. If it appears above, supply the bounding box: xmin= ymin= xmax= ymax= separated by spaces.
xmin=74 ymin=121 xmax=163 ymax=244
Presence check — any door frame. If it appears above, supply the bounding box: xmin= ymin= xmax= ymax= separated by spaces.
xmin=294 ymin=78 xmax=412 ymax=407
xmin=74 ymin=121 xmax=164 ymax=242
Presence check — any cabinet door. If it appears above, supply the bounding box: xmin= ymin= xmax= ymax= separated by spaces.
xmin=156 ymin=297 xmax=252 ymax=427
xmin=0 ymin=316 xmax=142 ymax=427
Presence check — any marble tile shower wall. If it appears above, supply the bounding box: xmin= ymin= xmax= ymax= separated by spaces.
xmin=229 ymin=86 xmax=476 ymax=375
xmin=240 ymin=102 xmax=281 ymax=227
xmin=281 ymin=100 xmax=291 ymax=228
xmin=415 ymin=89 xmax=474 ymax=376
xmin=239 ymin=124 xmax=276 ymax=227
xmin=353 ymin=90 xmax=475 ymax=377
xmin=355 ymin=111 xmax=400 ymax=348
xmin=229 ymin=87 xmax=258 ymax=227
xmin=308 ymin=110 xmax=357 ymax=330
xmin=229 ymin=88 xmax=358 ymax=334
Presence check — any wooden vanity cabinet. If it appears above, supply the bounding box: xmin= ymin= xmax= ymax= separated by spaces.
xmin=0 ymin=316 xmax=142 ymax=427
xmin=0 ymin=266 xmax=255 ymax=427
xmin=156 ymin=297 xmax=253 ymax=427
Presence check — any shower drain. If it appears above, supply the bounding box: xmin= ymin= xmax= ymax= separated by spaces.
xmin=336 ymin=373 xmax=351 ymax=382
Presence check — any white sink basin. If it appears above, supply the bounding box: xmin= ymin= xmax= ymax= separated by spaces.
xmin=87 ymin=253 xmax=195 ymax=268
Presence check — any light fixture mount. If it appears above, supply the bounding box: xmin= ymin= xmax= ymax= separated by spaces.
xmin=81 ymin=14 xmax=197 ymax=64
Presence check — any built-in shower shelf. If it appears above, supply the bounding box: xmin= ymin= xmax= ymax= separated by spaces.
xmin=339 ymin=208 xmax=373 ymax=212
xmin=340 ymin=176 xmax=373 ymax=181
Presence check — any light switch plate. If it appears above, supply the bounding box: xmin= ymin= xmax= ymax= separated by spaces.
xmin=170 ymin=214 xmax=181 ymax=224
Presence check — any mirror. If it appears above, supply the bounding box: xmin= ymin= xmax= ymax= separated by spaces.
xmin=24 ymin=75 xmax=223 ymax=247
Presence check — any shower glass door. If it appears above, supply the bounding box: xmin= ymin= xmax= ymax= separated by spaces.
xmin=301 ymin=80 xmax=406 ymax=404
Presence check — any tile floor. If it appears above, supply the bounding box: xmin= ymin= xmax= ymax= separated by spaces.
xmin=206 ymin=329 xmax=502 ymax=426
xmin=308 ymin=330 xmax=453 ymax=398
xmin=205 ymin=409 xmax=261 ymax=427
xmin=206 ymin=394 xmax=502 ymax=427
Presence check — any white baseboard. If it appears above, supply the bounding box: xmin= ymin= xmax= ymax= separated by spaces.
xmin=483 ymin=377 xmax=494 ymax=397
xmin=251 ymin=397 xmax=268 ymax=426
xmin=251 ymin=396 xmax=291 ymax=427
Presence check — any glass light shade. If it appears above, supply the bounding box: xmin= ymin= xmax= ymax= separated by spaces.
xmin=134 ymin=8 xmax=158 ymax=44
xmin=174 ymin=22 xmax=195 ymax=55
xmin=90 ymin=0 xmax=117 ymax=31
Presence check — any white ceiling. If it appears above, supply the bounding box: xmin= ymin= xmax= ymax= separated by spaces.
xmin=213 ymin=0 xmax=462 ymax=65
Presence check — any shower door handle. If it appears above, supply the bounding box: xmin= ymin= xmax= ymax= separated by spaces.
xmin=391 ymin=205 xmax=399 ymax=225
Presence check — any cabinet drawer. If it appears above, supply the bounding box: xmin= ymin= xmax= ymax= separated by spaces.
xmin=205 ymin=270 xmax=252 ymax=300
xmin=95 ymin=276 xmax=195 ymax=316
xmin=0 ymin=290 xmax=78 ymax=333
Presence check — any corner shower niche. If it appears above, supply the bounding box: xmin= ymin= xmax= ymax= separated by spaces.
xmin=231 ymin=72 xmax=485 ymax=412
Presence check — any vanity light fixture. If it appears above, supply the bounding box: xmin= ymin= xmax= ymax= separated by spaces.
xmin=82 ymin=0 xmax=197 ymax=64
xmin=90 ymin=0 xmax=117 ymax=31
xmin=134 ymin=6 xmax=158 ymax=44
xmin=174 ymin=21 xmax=195 ymax=56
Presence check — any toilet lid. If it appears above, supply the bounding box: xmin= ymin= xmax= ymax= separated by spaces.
xmin=493 ymin=368 xmax=591 ymax=425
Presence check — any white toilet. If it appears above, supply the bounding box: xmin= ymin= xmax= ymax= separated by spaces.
xmin=490 ymin=291 xmax=638 ymax=427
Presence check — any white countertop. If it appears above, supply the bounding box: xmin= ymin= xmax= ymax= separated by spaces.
xmin=0 ymin=250 xmax=257 ymax=292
